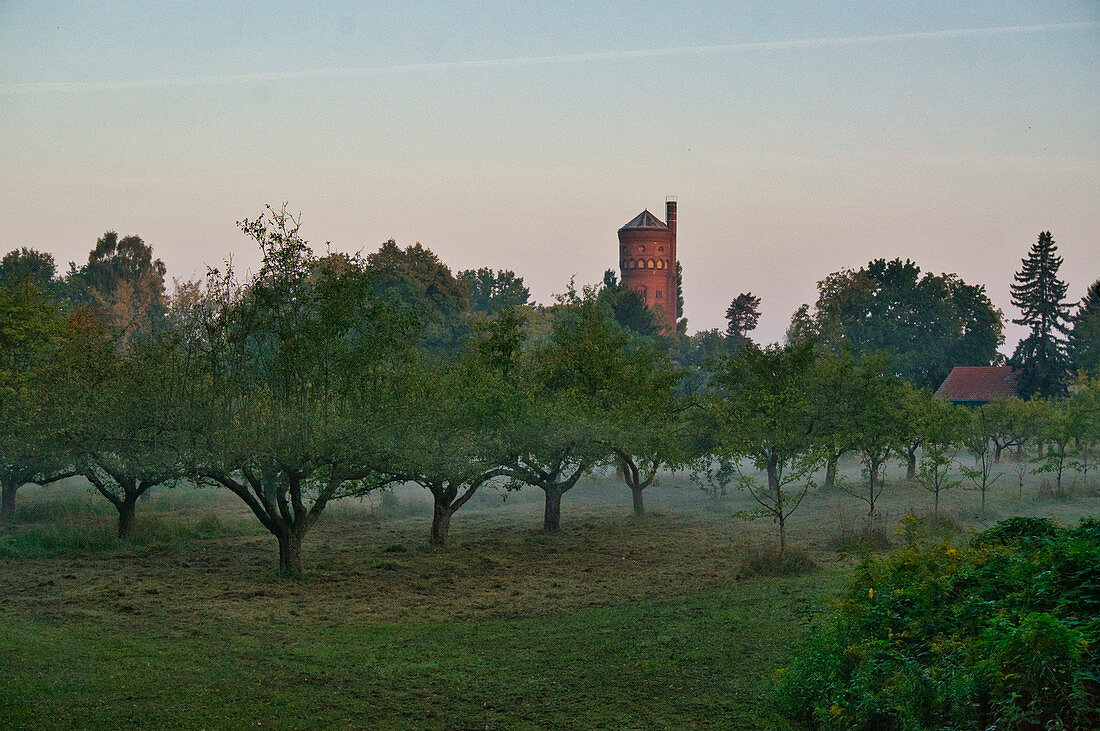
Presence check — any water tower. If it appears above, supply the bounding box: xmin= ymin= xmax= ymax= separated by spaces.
xmin=617 ymin=197 xmax=677 ymax=333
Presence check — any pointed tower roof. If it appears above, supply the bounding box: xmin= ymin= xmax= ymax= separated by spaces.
xmin=618 ymin=209 xmax=668 ymax=232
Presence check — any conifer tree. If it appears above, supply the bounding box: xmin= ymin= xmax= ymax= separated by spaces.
xmin=1010 ymin=231 xmax=1071 ymax=398
xmin=724 ymin=292 xmax=761 ymax=344
xmin=1068 ymin=278 xmax=1100 ymax=376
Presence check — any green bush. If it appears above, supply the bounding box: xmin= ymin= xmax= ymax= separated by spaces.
xmin=775 ymin=516 xmax=1100 ymax=730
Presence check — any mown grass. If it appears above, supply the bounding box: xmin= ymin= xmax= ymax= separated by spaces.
xmin=2 ymin=467 xmax=1097 ymax=729
xmin=1 ymin=570 xmax=845 ymax=729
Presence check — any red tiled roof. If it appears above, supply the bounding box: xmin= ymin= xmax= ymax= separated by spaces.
xmin=935 ymin=366 xmax=1019 ymax=402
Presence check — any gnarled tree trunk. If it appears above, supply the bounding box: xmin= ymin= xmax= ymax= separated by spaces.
xmin=276 ymin=529 xmax=303 ymax=575
xmin=543 ymin=485 xmax=564 ymax=532
xmin=117 ymin=498 xmax=137 ymax=538
xmin=631 ymin=486 xmax=645 ymax=517
xmin=618 ymin=452 xmax=658 ymax=518
xmin=823 ymin=454 xmax=840 ymax=491
xmin=431 ymin=500 xmax=454 ymax=546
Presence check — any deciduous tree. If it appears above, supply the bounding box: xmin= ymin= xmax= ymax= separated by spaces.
xmin=187 ymin=206 xmax=418 ymax=574
xmin=909 ymin=391 xmax=967 ymax=514
xmin=961 ymin=405 xmax=1006 ymax=513
xmin=705 ymin=340 xmax=822 ymax=552
xmin=46 ymin=311 xmax=179 ymax=536
xmin=366 ymin=239 xmax=470 ymax=353
xmin=0 ymin=248 xmax=57 ymax=289
xmin=459 ymin=267 xmax=530 ymax=316
xmin=70 ymin=232 xmax=168 ymax=345
xmin=382 ymin=311 xmax=525 ymax=545
xmin=0 ymin=276 xmax=72 ymax=519
xmin=602 ymin=330 xmax=685 ymax=517
xmin=502 ymin=301 xmax=623 ymax=531
xmin=837 ymin=353 xmax=909 ymax=515
xmin=1028 ymin=398 xmax=1075 ymax=496
xmin=791 ymin=259 xmax=1003 ymax=390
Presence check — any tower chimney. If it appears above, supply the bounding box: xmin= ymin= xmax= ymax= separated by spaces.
xmin=666 ymin=196 xmax=677 ymax=252
xmin=666 ymin=196 xmax=678 ymax=326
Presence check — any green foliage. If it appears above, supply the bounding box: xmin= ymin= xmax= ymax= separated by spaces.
xmin=0 ymin=278 xmax=68 ymax=504
xmin=1067 ymin=376 xmax=1100 ymax=489
xmin=979 ymin=396 xmax=1038 ymax=463
xmin=1027 ymin=398 xmax=1078 ymax=496
xmin=703 ymin=340 xmax=823 ymax=550
xmin=672 ymin=328 xmax=736 ymax=376
xmin=960 ymin=404 xmax=1006 ymax=512
xmin=458 ymin=267 xmax=530 ymax=316
xmin=380 ymin=322 xmax=525 ymax=544
xmin=66 ymin=231 xmax=168 ymax=345
xmin=502 ymin=296 xmax=671 ymax=529
xmin=724 ymin=291 xmax=761 ymax=344
xmin=40 ymin=310 xmax=182 ymax=535
xmin=776 ymin=517 xmax=1100 ymax=730
xmin=793 ymin=258 xmax=1003 ymax=390
xmin=0 ymin=278 xmax=63 ymax=387
xmin=826 ymin=352 xmax=909 ymax=515
xmin=0 ymin=247 xmax=57 ymax=288
xmin=592 ymin=270 xmax=661 ymax=337
xmin=905 ymin=390 xmax=967 ymax=512
xmin=367 ymin=238 xmax=471 ymax=352
xmin=182 ymin=205 xmax=423 ymax=572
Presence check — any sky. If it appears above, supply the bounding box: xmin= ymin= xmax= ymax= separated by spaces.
xmin=1 ymin=1 xmax=1097 ymax=352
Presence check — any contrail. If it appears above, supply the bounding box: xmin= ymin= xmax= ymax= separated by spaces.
xmin=2 ymin=22 xmax=1095 ymax=95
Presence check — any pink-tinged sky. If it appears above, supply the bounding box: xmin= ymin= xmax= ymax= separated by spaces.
xmin=1 ymin=1 xmax=1097 ymax=352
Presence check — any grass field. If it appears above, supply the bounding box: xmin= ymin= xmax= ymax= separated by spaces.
xmin=3 ymin=461 xmax=1098 ymax=728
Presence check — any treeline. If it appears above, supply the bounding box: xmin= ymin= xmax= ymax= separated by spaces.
xmin=1 ymin=207 xmax=1098 ymax=574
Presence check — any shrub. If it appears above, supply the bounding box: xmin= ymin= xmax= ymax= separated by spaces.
xmin=740 ymin=545 xmax=818 ymax=577
xmin=824 ymin=508 xmax=892 ymax=553
xmin=775 ymin=517 xmax=1099 ymax=730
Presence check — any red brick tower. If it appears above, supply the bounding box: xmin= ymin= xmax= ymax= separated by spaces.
xmin=618 ymin=197 xmax=677 ymax=333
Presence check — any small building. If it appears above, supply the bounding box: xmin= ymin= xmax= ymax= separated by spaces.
xmin=935 ymin=366 xmax=1019 ymax=405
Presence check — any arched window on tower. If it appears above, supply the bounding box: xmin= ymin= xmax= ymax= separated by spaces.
xmin=656 ymin=260 xmax=665 ymax=270
xmin=648 ymin=259 xmax=656 ymax=269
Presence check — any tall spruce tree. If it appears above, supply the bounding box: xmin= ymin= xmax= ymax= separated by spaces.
xmin=1010 ymin=231 xmax=1071 ymax=398
xmin=1068 ymin=278 xmax=1100 ymax=376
